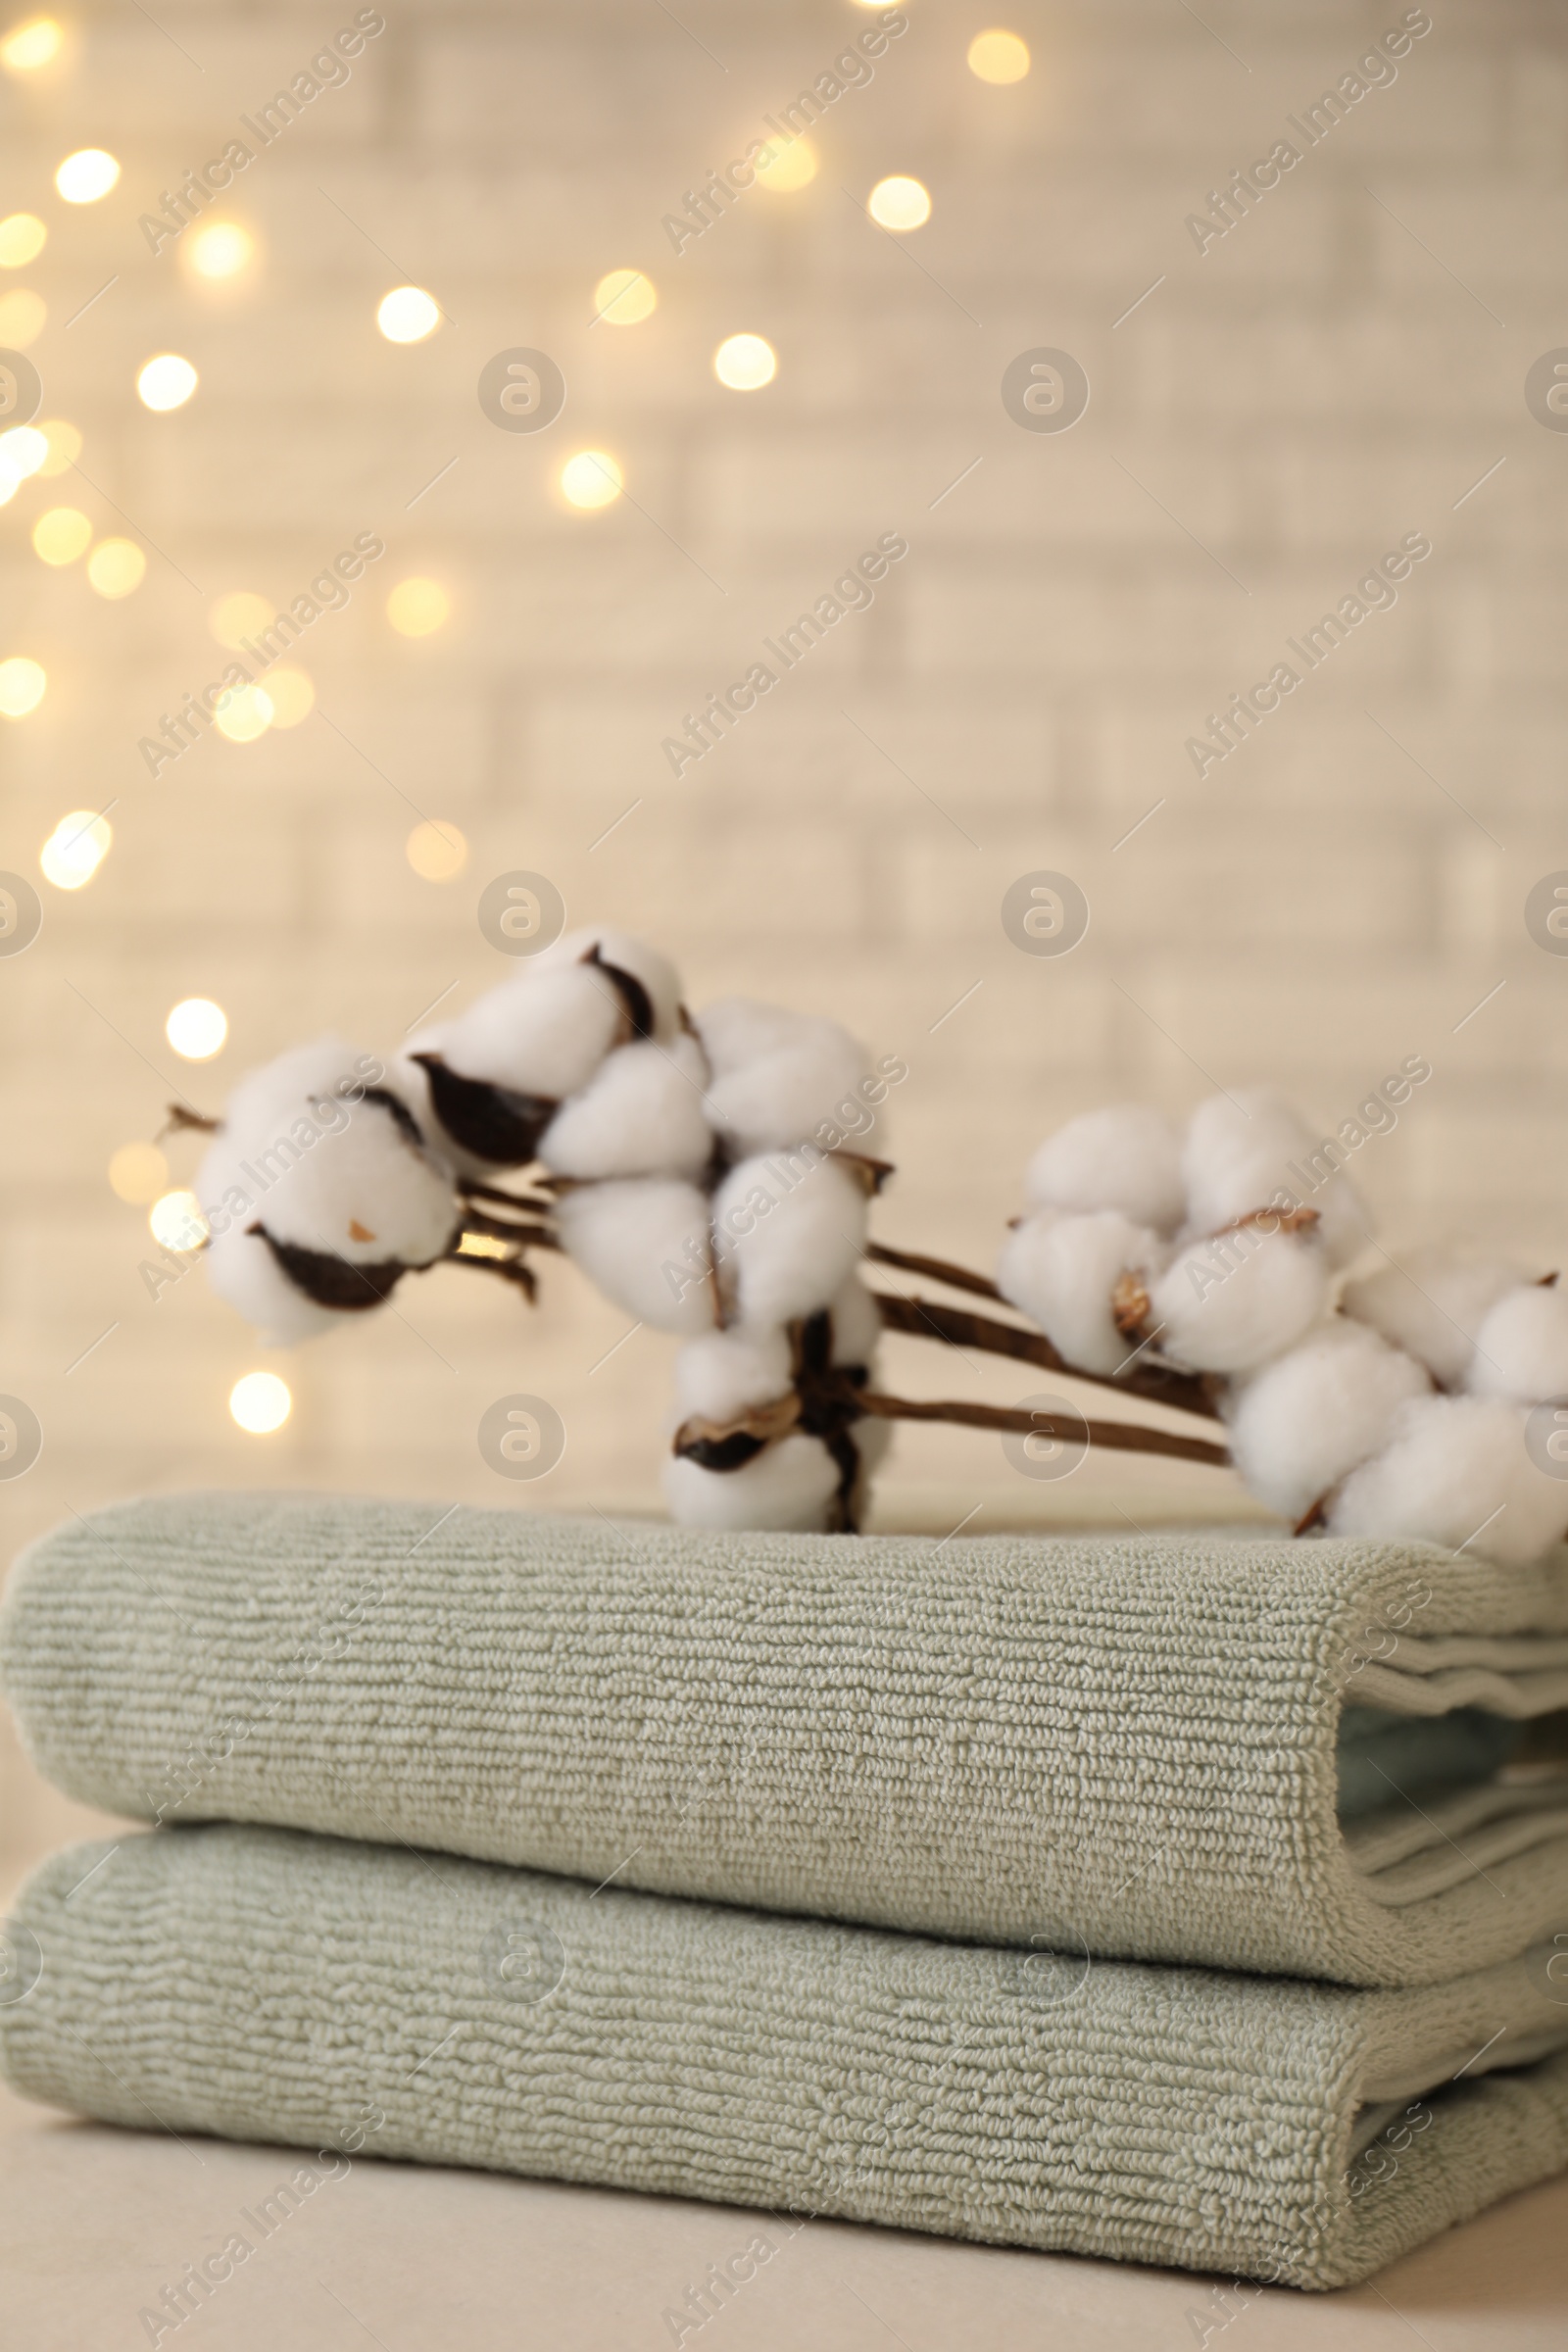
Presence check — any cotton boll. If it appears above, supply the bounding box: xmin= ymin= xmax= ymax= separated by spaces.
xmin=1463 ymin=1283 xmax=1568 ymax=1406
xmin=997 ymin=1209 xmax=1168 ymax=1378
xmin=1328 ymin=1395 xmax=1568 ymax=1569
xmin=1023 ymin=1106 xmax=1185 ymax=1233
xmin=673 ymin=1326 xmax=793 ymax=1427
xmin=698 ymin=998 xmax=874 ymax=1157
xmin=1181 ymin=1089 xmax=1373 ymax=1270
xmin=826 ymin=1276 xmax=883 ymax=1369
xmin=204 ymin=1224 xmax=341 ymax=1348
xmin=217 ymin=1035 xmax=377 ymax=1139
xmin=440 ymin=965 xmax=627 ymax=1100
xmin=711 ymin=1152 xmax=868 ymax=1328
xmin=1149 ymin=1226 xmax=1328 ymax=1375
xmin=246 ymin=1096 xmax=457 ymax=1266
xmin=1341 ymin=1247 xmax=1528 ymax=1390
xmin=1225 ymin=1321 xmax=1432 ymax=1523
xmin=663 ymin=1432 xmax=842 ymax=1532
xmin=534 ymin=926 xmax=684 ymax=1041
xmin=539 ymin=1034 xmax=713 ymax=1181
xmin=554 ymin=1177 xmax=716 ymax=1336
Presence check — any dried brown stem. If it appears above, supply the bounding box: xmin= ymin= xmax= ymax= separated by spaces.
xmin=865 ymin=1241 xmax=1004 ymax=1300
xmin=855 ymin=1389 xmax=1232 ymax=1469
xmin=871 ymin=1290 xmax=1222 ymax=1424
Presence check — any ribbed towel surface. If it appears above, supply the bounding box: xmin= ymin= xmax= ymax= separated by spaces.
xmin=4 ymin=1825 xmax=1568 ymax=2290
xmin=6 ymin=1494 xmax=1568 ymax=1986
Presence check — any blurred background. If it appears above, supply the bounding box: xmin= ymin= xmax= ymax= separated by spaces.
xmin=2 ymin=0 xmax=1566 ymax=1882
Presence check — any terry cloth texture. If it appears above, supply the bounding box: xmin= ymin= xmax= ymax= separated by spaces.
xmin=5 ymin=1494 xmax=1568 ymax=1988
xmin=5 ymin=1825 xmax=1568 ymax=2291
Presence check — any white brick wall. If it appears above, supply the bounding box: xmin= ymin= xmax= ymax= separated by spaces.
xmin=2 ymin=0 xmax=1565 ymax=1872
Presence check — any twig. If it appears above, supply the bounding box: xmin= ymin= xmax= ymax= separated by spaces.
xmin=865 ymin=1241 xmax=1004 ymax=1300
xmin=856 ymin=1390 xmax=1231 ymax=1468
xmin=871 ymin=1291 xmax=1221 ymax=1423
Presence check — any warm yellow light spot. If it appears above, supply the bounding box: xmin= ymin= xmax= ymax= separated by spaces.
xmin=386 ymin=576 xmax=451 ymax=635
xmin=559 ymin=449 xmax=622 ymax=510
xmin=456 ymin=1230 xmax=513 ymax=1261
xmin=0 ymin=287 xmax=44 ymax=346
xmin=755 ymin=137 xmax=816 ymax=193
xmin=137 ymin=353 xmax=198 ymax=412
xmin=166 ymin=997 xmax=227 ymax=1059
xmin=263 ymin=665 xmax=314 ymax=726
xmin=406 ymin=820 xmax=467 ymax=881
xmin=36 ymin=417 xmax=82 ymax=476
xmin=210 ymin=590 xmax=274 ymax=649
xmin=39 ymin=808 xmax=110 ymax=888
xmin=31 ymin=506 xmax=91 ymax=564
xmin=184 ymin=220 xmax=254 ymax=281
xmin=229 ymin=1371 xmax=291 ymax=1434
xmin=868 ymin=174 xmax=931 ymax=231
xmin=212 ymin=682 xmax=273 ymax=743
xmin=713 ymin=332 xmax=776 ymax=391
xmin=149 ymin=1188 xmax=209 ymax=1251
xmin=56 ymin=148 xmax=120 ymax=204
xmin=0 ymin=423 xmax=47 ymax=480
xmin=1 ymin=18 xmax=62 ymax=71
xmin=0 ymin=212 xmax=45 ymax=267
xmin=0 ymin=654 xmax=46 ymax=716
xmin=86 ymin=537 xmax=147 ymax=598
xmin=967 ymin=28 xmax=1031 ymax=82
xmin=376 ymin=284 xmax=439 ymax=343
xmin=593 ymin=268 xmax=657 ymax=325
xmin=109 ymin=1141 xmax=169 ymax=1205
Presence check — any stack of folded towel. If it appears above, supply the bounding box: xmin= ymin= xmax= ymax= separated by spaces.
xmin=3 ymin=1494 xmax=1568 ymax=2290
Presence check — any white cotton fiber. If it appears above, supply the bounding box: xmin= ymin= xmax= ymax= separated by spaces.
xmin=203 ymin=1225 xmax=341 ymax=1348
xmin=539 ymin=1034 xmax=713 ymax=1181
xmin=534 ymin=926 xmax=684 ymax=1041
xmin=1341 ymin=1247 xmax=1528 ymax=1390
xmin=202 ymin=1094 xmax=457 ymax=1268
xmin=217 ymin=1035 xmax=377 ymax=1139
xmin=698 ymin=997 xmax=875 ymax=1157
xmin=440 ymin=965 xmax=626 ymax=1100
xmin=711 ymin=1152 xmax=868 ymax=1328
xmin=1149 ymin=1226 xmax=1328 ymax=1375
xmin=1182 ymin=1089 xmax=1373 ymax=1270
xmin=1024 ymin=1106 xmax=1185 ymax=1233
xmin=663 ymin=1432 xmax=842 ymax=1532
xmin=672 ymin=1326 xmax=793 ymax=1427
xmin=1328 ymin=1394 xmax=1568 ymax=1569
xmin=826 ymin=1276 xmax=883 ymax=1369
xmin=1464 ymin=1284 xmax=1568 ymax=1405
xmin=997 ymin=1209 xmax=1168 ymax=1378
xmin=1225 ymin=1320 xmax=1432 ymax=1523
xmin=552 ymin=1176 xmax=716 ymax=1336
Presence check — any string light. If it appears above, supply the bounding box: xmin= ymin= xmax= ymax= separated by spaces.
xmin=1 ymin=18 xmax=62 ymax=72
xmin=137 ymin=354 xmax=197 ymax=411
xmin=967 ymin=28 xmax=1031 ymax=82
xmin=85 ymin=538 xmax=147 ymax=598
xmin=0 ymin=213 xmax=45 ymax=267
xmin=166 ymin=998 xmax=227 ymax=1059
xmin=108 ymin=1142 xmax=169 ymax=1205
xmin=376 ymin=285 xmax=439 ymax=343
xmin=212 ymin=682 xmax=272 ymax=742
xmin=386 ymin=577 xmax=450 ymax=635
xmin=39 ymin=809 xmax=110 ymax=888
xmin=149 ymin=1189 xmax=209 ymax=1250
xmin=56 ymin=149 xmax=120 ymax=204
xmin=36 ymin=418 xmax=82 ymax=476
xmin=406 ymin=820 xmax=467 ymax=880
xmin=593 ymin=268 xmax=657 ymax=324
xmin=0 ymin=655 xmax=46 ymax=716
xmin=713 ymin=333 xmax=776 ymax=391
xmin=31 ymin=506 xmax=91 ymax=564
xmin=228 ymin=1371 xmax=291 ymax=1434
xmin=756 ymin=138 xmax=816 ymax=192
xmin=867 ymin=175 xmax=931 ymax=231
xmin=263 ymin=666 xmax=314 ymax=726
xmin=559 ymin=450 xmax=622 ymax=510
xmin=184 ymin=221 xmax=254 ymax=280
xmin=0 ymin=289 xmax=44 ymax=346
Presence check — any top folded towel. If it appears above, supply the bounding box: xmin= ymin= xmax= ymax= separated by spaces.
xmin=5 ymin=1494 xmax=1567 ymax=1987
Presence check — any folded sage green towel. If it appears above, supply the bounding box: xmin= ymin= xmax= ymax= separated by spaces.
xmin=4 ymin=1824 xmax=1568 ymax=2290
xmin=5 ymin=1494 xmax=1568 ymax=1987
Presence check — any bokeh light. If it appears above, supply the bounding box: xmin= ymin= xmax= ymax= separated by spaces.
xmin=867 ymin=175 xmax=932 ymax=231
xmin=86 ymin=538 xmax=147 ymax=598
xmin=184 ymin=221 xmax=255 ymax=281
xmin=376 ymin=285 xmax=439 ymax=343
xmin=36 ymin=417 xmax=82 ymax=475
xmin=210 ymin=590 xmax=274 ymax=649
xmin=0 ymin=423 xmax=48 ymax=480
xmin=0 ymin=213 xmax=45 ymax=267
xmin=713 ymin=333 xmax=777 ymax=391
xmin=0 ymin=288 xmax=44 ymax=346
xmin=1 ymin=19 xmax=62 ymax=72
xmin=39 ymin=808 xmax=110 ymax=888
xmin=0 ymin=655 xmax=46 ymax=716
xmin=559 ymin=450 xmax=622 ymax=510
xmin=31 ymin=506 xmax=91 ymax=564
xmin=149 ymin=1189 xmax=209 ymax=1251
xmin=406 ymin=820 xmax=468 ymax=880
xmin=137 ymin=354 xmax=198 ymax=412
xmin=756 ymin=138 xmax=816 ymax=193
xmin=593 ymin=268 xmax=657 ymax=325
xmin=108 ymin=1141 xmax=169 ymax=1205
xmin=386 ymin=576 xmax=451 ymax=635
xmin=212 ymin=683 xmax=273 ymax=743
xmin=263 ymin=665 xmax=315 ymax=726
xmin=166 ymin=997 xmax=228 ymax=1059
xmin=229 ymin=1371 xmax=291 ymax=1434
xmin=56 ymin=148 xmax=120 ymax=204
xmin=967 ymin=29 xmax=1031 ymax=82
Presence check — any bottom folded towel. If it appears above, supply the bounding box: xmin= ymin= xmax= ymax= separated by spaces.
xmin=4 ymin=1825 xmax=1568 ymax=2290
